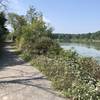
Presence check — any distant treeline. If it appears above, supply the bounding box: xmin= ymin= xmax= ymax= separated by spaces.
xmin=53 ymin=31 xmax=100 ymax=42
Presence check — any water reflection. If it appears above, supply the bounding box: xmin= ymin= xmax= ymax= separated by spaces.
xmin=60 ymin=42 xmax=100 ymax=62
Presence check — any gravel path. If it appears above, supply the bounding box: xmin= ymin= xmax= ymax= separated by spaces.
xmin=0 ymin=44 xmax=66 ymax=100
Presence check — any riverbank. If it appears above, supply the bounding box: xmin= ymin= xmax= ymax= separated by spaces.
xmin=19 ymin=42 xmax=100 ymax=99
xmin=56 ymin=39 xmax=100 ymax=44
xmin=70 ymin=39 xmax=100 ymax=43
xmin=60 ymin=42 xmax=100 ymax=63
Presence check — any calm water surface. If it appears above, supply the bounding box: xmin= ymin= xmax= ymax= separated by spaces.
xmin=60 ymin=42 xmax=100 ymax=62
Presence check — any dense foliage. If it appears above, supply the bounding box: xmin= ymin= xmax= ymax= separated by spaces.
xmin=0 ymin=0 xmax=8 ymax=40
xmin=0 ymin=12 xmax=8 ymax=42
xmin=8 ymin=6 xmax=60 ymax=58
xmin=53 ymin=32 xmax=100 ymax=42
xmin=31 ymin=50 xmax=100 ymax=100
xmin=0 ymin=1 xmax=8 ymax=56
xmin=8 ymin=6 xmax=100 ymax=100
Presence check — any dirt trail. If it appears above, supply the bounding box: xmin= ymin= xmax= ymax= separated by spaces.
xmin=0 ymin=44 xmax=66 ymax=100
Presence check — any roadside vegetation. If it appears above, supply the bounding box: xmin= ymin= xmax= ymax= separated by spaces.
xmin=7 ymin=6 xmax=100 ymax=100
xmin=0 ymin=0 xmax=8 ymax=56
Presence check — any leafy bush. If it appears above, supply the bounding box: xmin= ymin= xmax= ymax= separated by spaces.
xmin=21 ymin=52 xmax=31 ymax=61
xmin=31 ymin=50 xmax=100 ymax=100
xmin=16 ymin=20 xmax=61 ymax=60
xmin=0 ymin=12 xmax=8 ymax=42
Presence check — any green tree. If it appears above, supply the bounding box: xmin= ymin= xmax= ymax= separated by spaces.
xmin=26 ymin=6 xmax=43 ymax=23
xmin=8 ymin=13 xmax=27 ymax=41
xmin=0 ymin=12 xmax=8 ymax=42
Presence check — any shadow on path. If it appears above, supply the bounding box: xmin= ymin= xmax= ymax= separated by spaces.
xmin=0 ymin=42 xmax=66 ymax=100
xmin=0 ymin=75 xmax=65 ymax=99
xmin=0 ymin=42 xmax=25 ymax=70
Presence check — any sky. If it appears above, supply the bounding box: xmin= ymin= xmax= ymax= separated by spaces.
xmin=7 ymin=0 xmax=100 ymax=34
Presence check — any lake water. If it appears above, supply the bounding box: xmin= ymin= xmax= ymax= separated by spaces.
xmin=60 ymin=42 xmax=100 ymax=62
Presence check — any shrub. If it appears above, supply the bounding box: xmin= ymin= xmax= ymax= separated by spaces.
xmin=17 ymin=21 xmax=61 ymax=58
xmin=31 ymin=50 xmax=100 ymax=100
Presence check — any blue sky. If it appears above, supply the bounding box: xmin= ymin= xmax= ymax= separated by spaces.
xmin=8 ymin=0 xmax=100 ymax=33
